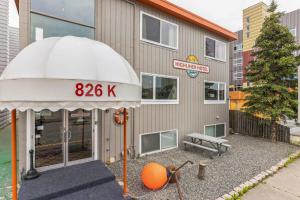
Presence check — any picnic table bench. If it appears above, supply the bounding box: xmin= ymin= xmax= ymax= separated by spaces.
xmin=183 ymin=133 xmax=231 ymax=156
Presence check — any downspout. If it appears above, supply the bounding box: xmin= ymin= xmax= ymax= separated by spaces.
xmin=124 ymin=0 xmax=137 ymax=159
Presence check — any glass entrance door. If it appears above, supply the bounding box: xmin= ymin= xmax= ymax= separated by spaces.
xmin=35 ymin=110 xmax=64 ymax=169
xmin=34 ymin=109 xmax=94 ymax=170
xmin=67 ymin=109 xmax=93 ymax=164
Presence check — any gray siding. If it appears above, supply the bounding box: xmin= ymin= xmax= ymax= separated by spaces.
xmin=281 ymin=9 xmax=300 ymax=56
xmin=18 ymin=0 xmax=231 ymax=165
xmin=96 ymin=0 xmax=230 ymax=161
xmin=281 ymin=9 xmax=300 ymax=44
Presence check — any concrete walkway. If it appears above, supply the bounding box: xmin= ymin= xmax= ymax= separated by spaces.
xmin=243 ymin=159 xmax=300 ymax=200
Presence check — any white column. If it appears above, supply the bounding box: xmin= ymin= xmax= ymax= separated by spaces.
xmin=26 ymin=109 xmax=34 ymax=171
xmin=94 ymin=109 xmax=99 ymax=160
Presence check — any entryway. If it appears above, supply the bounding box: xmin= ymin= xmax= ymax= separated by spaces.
xmin=34 ymin=109 xmax=95 ymax=170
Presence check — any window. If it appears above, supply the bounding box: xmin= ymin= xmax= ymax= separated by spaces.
xmin=289 ymin=28 xmax=297 ymax=37
xmin=141 ymin=73 xmax=179 ymax=104
xmin=246 ymin=32 xmax=250 ymax=38
xmin=31 ymin=13 xmax=95 ymax=42
xmin=31 ymin=0 xmax=95 ymax=26
xmin=246 ymin=16 xmax=250 ymax=23
xmin=140 ymin=130 xmax=178 ymax=155
xmin=246 ymin=25 xmax=250 ymax=31
xmin=205 ymin=37 xmax=226 ymax=61
xmin=233 ymin=72 xmax=243 ymax=80
xmin=233 ymin=58 xmax=243 ymax=65
xmin=30 ymin=0 xmax=95 ymax=42
xmin=204 ymin=81 xmax=226 ymax=104
xmin=234 ymin=43 xmax=243 ymax=52
xmin=141 ymin=12 xmax=178 ymax=49
xmin=205 ymin=123 xmax=225 ymax=137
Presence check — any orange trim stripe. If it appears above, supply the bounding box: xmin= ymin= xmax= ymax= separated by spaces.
xmin=137 ymin=0 xmax=237 ymax=41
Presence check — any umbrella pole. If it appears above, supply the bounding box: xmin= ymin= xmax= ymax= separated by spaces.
xmin=11 ymin=109 xmax=17 ymax=200
xmin=123 ymin=108 xmax=127 ymax=195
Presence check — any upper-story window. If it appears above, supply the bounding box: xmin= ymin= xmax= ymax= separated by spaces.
xmin=234 ymin=43 xmax=243 ymax=52
xmin=30 ymin=0 xmax=95 ymax=42
xmin=246 ymin=16 xmax=250 ymax=23
xmin=246 ymin=32 xmax=250 ymax=38
xmin=289 ymin=28 xmax=297 ymax=37
xmin=141 ymin=73 xmax=179 ymax=104
xmin=141 ymin=12 xmax=178 ymax=49
xmin=205 ymin=37 xmax=226 ymax=62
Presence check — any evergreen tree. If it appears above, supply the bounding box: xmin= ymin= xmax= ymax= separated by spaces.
xmin=243 ymin=0 xmax=300 ymax=142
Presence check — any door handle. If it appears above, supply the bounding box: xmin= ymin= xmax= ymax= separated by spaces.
xmin=68 ymin=130 xmax=72 ymax=140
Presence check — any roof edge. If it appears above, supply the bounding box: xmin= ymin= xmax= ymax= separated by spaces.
xmin=14 ymin=0 xmax=237 ymax=41
xmin=137 ymin=0 xmax=237 ymax=41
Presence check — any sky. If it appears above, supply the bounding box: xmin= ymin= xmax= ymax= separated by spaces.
xmin=9 ymin=0 xmax=18 ymax=28
xmin=8 ymin=0 xmax=300 ymax=31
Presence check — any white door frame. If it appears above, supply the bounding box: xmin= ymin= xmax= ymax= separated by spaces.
xmin=26 ymin=109 xmax=99 ymax=172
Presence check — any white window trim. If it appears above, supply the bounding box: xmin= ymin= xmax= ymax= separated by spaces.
xmin=204 ymin=36 xmax=227 ymax=62
xmin=140 ymin=11 xmax=179 ymax=50
xmin=139 ymin=129 xmax=178 ymax=156
xmin=204 ymin=123 xmax=226 ymax=138
xmin=289 ymin=28 xmax=297 ymax=37
xmin=141 ymin=72 xmax=179 ymax=105
xmin=204 ymin=80 xmax=227 ymax=104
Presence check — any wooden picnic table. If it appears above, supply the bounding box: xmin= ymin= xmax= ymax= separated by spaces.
xmin=183 ymin=133 xmax=231 ymax=156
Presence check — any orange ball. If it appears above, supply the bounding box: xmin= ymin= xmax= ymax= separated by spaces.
xmin=141 ymin=162 xmax=168 ymax=190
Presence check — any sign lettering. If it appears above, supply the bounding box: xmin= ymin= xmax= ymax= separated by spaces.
xmin=173 ymin=59 xmax=209 ymax=74
xmin=75 ymin=83 xmax=116 ymax=97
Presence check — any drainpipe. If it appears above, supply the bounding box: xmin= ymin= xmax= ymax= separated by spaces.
xmin=11 ymin=109 xmax=17 ymax=200
xmin=124 ymin=0 xmax=137 ymax=159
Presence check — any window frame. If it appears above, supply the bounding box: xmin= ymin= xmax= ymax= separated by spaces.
xmin=141 ymin=72 xmax=179 ymax=105
xmin=204 ymin=36 xmax=227 ymax=62
xmin=139 ymin=129 xmax=178 ymax=156
xmin=204 ymin=123 xmax=226 ymax=138
xmin=289 ymin=28 xmax=297 ymax=37
xmin=204 ymin=80 xmax=227 ymax=104
xmin=140 ymin=11 xmax=179 ymax=50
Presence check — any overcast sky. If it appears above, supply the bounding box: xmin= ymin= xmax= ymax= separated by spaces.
xmin=9 ymin=0 xmax=300 ymax=31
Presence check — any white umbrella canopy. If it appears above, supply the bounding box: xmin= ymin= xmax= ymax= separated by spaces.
xmin=0 ymin=36 xmax=141 ymax=111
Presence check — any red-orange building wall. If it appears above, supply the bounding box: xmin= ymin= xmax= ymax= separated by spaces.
xmin=242 ymin=50 xmax=253 ymax=83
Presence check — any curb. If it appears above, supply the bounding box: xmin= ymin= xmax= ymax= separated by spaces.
xmin=215 ymin=149 xmax=300 ymax=200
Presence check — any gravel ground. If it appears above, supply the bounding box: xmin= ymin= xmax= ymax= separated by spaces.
xmin=108 ymin=134 xmax=300 ymax=200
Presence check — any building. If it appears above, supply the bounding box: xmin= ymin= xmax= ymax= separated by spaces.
xmin=15 ymin=0 xmax=236 ymax=176
xmin=229 ymin=30 xmax=243 ymax=90
xmin=0 ymin=0 xmax=9 ymax=76
xmin=281 ymin=9 xmax=300 ymax=56
xmin=229 ymin=2 xmax=300 ymax=89
xmin=8 ymin=27 xmax=19 ymax=62
xmin=0 ymin=0 xmax=19 ymax=129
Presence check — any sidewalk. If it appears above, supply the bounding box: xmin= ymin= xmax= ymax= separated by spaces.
xmin=242 ymin=159 xmax=300 ymax=200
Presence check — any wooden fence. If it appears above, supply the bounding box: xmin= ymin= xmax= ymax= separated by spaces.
xmin=229 ymin=110 xmax=290 ymax=143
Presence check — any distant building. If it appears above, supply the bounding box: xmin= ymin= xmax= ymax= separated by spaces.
xmin=0 ymin=0 xmax=9 ymax=75
xmin=229 ymin=30 xmax=243 ymax=90
xmin=229 ymin=3 xmax=300 ymax=89
xmin=0 ymin=0 xmax=19 ymax=128
xmin=9 ymin=27 xmax=19 ymax=62
xmin=280 ymin=9 xmax=300 ymax=56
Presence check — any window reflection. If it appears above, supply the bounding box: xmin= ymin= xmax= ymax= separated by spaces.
xmin=31 ymin=13 xmax=95 ymax=42
xmin=156 ymin=77 xmax=177 ymax=100
xmin=31 ymin=0 xmax=95 ymax=27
